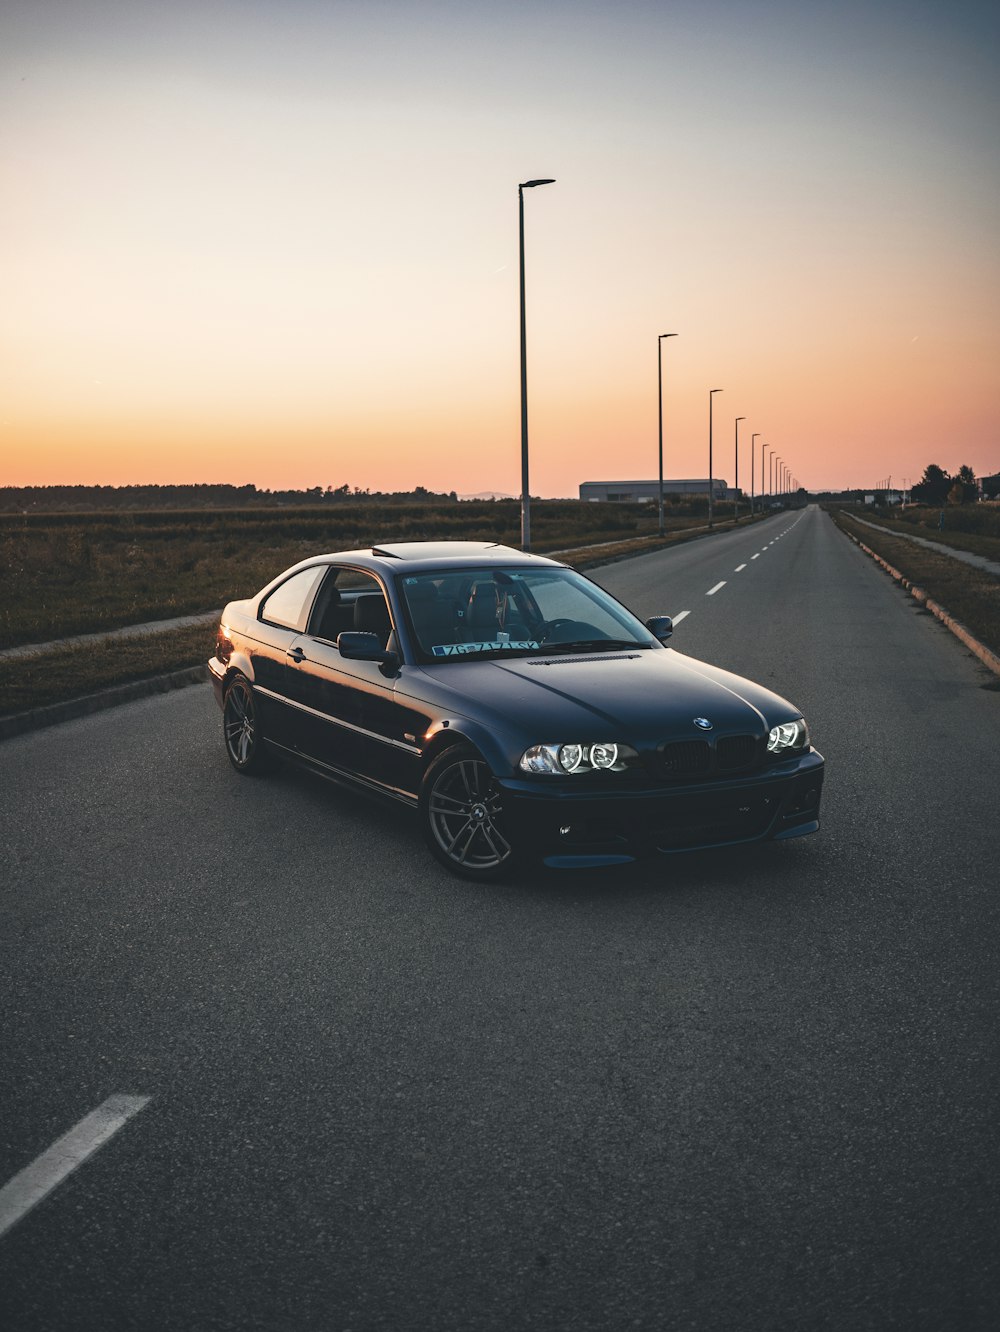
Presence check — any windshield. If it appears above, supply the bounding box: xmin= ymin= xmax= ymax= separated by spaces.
xmin=399 ymin=566 xmax=655 ymax=662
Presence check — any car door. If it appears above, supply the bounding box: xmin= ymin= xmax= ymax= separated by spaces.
xmin=290 ymin=568 xmax=417 ymax=789
xmin=252 ymin=564 xmax=327 ymax=746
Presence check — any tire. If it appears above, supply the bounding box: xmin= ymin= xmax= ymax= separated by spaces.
xmin=222 ymin=674 xmax=274 ymax=775
xmin=419 ymin=744 xmax=515 ymax=881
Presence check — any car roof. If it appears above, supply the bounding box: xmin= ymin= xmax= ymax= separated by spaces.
xmin=311 ymin=541 xmax=567 ymax=574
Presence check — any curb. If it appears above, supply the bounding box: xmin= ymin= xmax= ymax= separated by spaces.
xmin=839 ymin=526 xmax=1000 ymax=679
xmin=0 ymin=665 xmax=209 ymax=742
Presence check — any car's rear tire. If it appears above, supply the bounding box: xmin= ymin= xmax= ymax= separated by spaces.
xmin=223 ymin=674 xmax=274 ymax=775
xmin=420 ymin=744 xmax=515 ymax=880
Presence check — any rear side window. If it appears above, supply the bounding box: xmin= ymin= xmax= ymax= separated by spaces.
xmin=260 ymin=566 xmax=326 ymax=632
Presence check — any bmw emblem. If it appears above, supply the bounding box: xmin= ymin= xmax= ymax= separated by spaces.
xmin=693 ymin=717 xmax=713 ymax=731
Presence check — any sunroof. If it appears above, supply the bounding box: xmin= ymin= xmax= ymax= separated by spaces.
xmin=371 ymin=541 xmax=511 ymax=560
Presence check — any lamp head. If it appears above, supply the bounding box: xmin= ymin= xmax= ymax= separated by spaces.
xmin=521 ymin=178 xmax=556 ymax=188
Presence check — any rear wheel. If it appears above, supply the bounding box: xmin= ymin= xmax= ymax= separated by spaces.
xmin=420 ymin=745 xmax=515 ymax=880
xmin=223 ymin=675 xmax=274 ymax=774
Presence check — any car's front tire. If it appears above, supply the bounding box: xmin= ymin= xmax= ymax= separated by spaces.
xmin=222 ymin=674 xmax=274 ymax=775
xmin=420 ymin=744 xmax=515 ymax=880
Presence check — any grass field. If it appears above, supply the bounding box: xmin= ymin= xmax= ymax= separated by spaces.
xmin=5 ymin=502 xmax=996 ymax=721
xmin=1 ymin=498 xmax=740 ymax=650
xmin=848 ymin=502 xmax=1000 ymax=563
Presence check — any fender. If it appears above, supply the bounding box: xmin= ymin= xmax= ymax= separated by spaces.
xmin=422 ymin=715 xmax=523 ymax=778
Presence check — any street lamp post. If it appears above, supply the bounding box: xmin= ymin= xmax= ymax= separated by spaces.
xmin=518 ymin=177 xmax=555 ymax=551
xmin=761 ymin=444 xmax=770 ymax=509
xmin=751 ymin=433 xmax=760 ymax=515
xmin=708 ymin=389 xmax=723 ymax=528
xmin=773 ymin=455 xmax=781 ymax=504
xmin=734 ymin=417 xmax=745 ymax=521
xmin=657 ymin=334 xmax=678 ymax=537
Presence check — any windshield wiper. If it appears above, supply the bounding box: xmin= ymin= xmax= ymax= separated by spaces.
xmin=539 ymin=638 xmax=648 ymax=655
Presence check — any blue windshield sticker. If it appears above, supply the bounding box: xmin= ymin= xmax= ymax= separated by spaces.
xmin=431 ymin=640 xmax=540 ymax=656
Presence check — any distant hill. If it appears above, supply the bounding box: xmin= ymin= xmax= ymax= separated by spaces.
xmin=458 ymin=491 xmax=515 ymax=501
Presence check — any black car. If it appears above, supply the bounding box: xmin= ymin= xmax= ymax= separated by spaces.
xmin=209 ymin=541 xmax=824 ymax=879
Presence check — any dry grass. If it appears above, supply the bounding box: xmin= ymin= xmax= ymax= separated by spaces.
xmin=850 ymin=504 xmax=1000 ymax=563
xmin=0 ymin=623 xmax=216 ymax=717
xmin=1 ymin=506 xmax=772 ymax=717
xmin=831 ymin=510 xmax=1000 ymax=658
xmin=0 ymin=499 xmax=739 ymax=649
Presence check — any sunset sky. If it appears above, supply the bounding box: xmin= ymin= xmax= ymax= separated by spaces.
xmin=2 ymin=0 xmax=998 ymax=496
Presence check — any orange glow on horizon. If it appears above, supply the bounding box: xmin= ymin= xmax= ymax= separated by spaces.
xmin=2 ymin=2 xmax=997 ymax=496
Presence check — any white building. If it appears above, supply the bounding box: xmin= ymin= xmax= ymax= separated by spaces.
xmin=580 ymin=479 xmax=732 ymax=502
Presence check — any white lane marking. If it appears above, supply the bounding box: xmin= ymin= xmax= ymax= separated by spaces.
xmin=751 ymin=553 xmax=760 ymax=559
xmin=0 ymin=1095 xmax=151 ymax=1240
xmin=735 ymin=563 xmax=747 ymax=572
xmin=707 ymin=581 xmax=726 ymax=596
xmin=671 ymin=610 xmax=690 ymax=624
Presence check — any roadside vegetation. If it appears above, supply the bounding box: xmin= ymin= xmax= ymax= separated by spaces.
xmin=1 ymin=497 xmax=749 ymax=650
xmin=1 ymin=495 xmax=775 ymax=717
xmin=829 ymin=507 xmax=1000 ymax=660
xmin=0 ymin=623 xmax=217 ymax=717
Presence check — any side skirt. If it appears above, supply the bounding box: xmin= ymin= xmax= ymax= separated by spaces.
xmin=264 ymin=738 xmax=419 ymax=809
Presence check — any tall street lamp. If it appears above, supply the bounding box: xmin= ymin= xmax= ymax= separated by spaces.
xmin=519 ymin=177 xmax=555 ymax=551
xmin=734 ymin=417 xmax=745 ymax=521
xmin=761 ymin=444 xmax=771 ymax=509
xmin=708 ymin=389 xmax=723 ymax=528
xmin=657 ymin=333 xmax=678 ymax=537
xmin=773 ymin=454 xmax=781 ymax=503
xmin=751 ymin=433 xmax=760 ymax=515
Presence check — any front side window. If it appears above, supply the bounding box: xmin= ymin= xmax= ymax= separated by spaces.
xmin=400 ymin=566 xmax=653 ymax=661
xmin=260 ymin=566 xmax=326 ymax=632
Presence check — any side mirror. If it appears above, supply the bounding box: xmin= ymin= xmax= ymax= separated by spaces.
xmin=337 ymin=631 xmax=400 ymax=675
xmin=645 ymin=615 xmax=673 ymax=642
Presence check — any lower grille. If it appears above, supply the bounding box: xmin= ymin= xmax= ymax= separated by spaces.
xmin=654 ymin=797 xmax=774 ymax=849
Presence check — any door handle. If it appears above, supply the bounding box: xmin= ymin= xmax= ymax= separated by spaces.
xmin=287 ymin=646 xmax=307 ymax=662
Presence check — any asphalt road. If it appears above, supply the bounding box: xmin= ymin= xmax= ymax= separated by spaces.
xmin=2 ymin=506 xmax=998 ymax=1330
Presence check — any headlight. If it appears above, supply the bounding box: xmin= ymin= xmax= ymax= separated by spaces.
xmin=519 ymin=742 xmax=635 ymax=774
xmin=767 ymin=718 xmax=809 ymax=754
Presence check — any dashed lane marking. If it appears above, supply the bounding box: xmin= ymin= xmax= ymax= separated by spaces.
xmin=735 ymin=563 xmax=747 ymax=572
xmin=0 ymin=1095 xmax=151 ymax=1240
xmin=672 ymin=611 xmax=690 ymax=624
xmin=707 ymin=582 xmax=726 ymax=596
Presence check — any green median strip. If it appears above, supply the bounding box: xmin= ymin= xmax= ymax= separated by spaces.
xmin=831 ymin=510 xmax=1000 ymax=663
xmin=0 ymin=622 xmax=217 ymax=718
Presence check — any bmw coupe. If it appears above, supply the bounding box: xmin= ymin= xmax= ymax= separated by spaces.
xmin=209 ymin=541 xmax=823 ymax=879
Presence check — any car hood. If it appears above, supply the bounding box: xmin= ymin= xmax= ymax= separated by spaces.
xmin=410 ymin=647 xmax=801 ymax=742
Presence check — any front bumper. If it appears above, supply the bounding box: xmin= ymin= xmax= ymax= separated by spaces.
xmin=500 ymin=749 xmax=824 ymax=867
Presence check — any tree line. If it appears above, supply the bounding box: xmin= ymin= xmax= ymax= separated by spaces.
xmin=910 ymin=464 xmax=987 ymax=505
xmin=0 ymin=483 xmax=462 ymax=513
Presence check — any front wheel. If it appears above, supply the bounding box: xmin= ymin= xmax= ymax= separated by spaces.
xmin=419 ymin=745 xmax=515 ymax=880
xmin=222 ymin=675 xmax=274 ymax=774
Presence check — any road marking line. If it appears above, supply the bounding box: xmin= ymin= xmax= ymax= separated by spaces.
xmin=735 ymin=563 xmax=747 ymax=572
xmin=671 ymin=610 xmax=690 ymax=624
xmin=0 ymin=1095 xmax=151 ymax=1240
xmin=707 ymin=582 xmax=726 ymax=596
xmin=752 ymin=553 xmax=761 ymax=559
